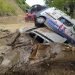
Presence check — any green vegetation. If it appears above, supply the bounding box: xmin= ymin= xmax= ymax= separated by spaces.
xmin=0 ymin=0 xmax=16 ymax=16
xmin=0 ymin=0 xmax=29 ymax=16
xmin=50 ymin=0 xmax=66 ymax=9
xmin=45 ymin=0 xmax=75 ymax=18
xmin=45 ymin=0 xmax=75 ymax=9
xmin=16 ymin=0 xmax=30 ymax=12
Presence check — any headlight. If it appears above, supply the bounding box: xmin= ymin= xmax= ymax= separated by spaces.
xmin=36 ymin=17 xmax=45 ymax=24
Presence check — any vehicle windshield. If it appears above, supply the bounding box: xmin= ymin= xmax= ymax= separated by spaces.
xmin=58 ymin=17 xmax=73 ymax=26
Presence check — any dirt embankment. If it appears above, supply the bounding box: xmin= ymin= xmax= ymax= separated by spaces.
xmin=7 ymin=0 xmax=24 ymax=15
xmin=0 ymin=15 xmax=34 ymax=32
xmin=0 ymin=0 xmax=24 ymax=16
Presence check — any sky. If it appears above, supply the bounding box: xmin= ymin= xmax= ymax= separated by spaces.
xmin=26 ymin=0 xmax=45 ymax=6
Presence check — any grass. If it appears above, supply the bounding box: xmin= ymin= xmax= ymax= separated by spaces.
xmin=16 ymin=0 xmax=30 ymax=12
xmin=0 ymin=0 xmax=16 ymax=16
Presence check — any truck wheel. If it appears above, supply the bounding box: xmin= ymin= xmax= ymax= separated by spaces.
xmin=34 ymin=16 xmax=46 ymax=27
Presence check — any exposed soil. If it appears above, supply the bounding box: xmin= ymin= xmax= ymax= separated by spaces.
xmin=0 ymin=15 xmax=34 ymax=32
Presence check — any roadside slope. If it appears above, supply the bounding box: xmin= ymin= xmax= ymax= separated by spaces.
xmin=6 ymin=0 xmax=24 ymax=15
xmin=0 ymin=0 xmax=24 ymax=16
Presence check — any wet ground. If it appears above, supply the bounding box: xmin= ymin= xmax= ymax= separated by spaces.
xmin=0 ymin=16 xmax=75 ymax=75
xmin=0 ymin=29 xmax=75 ymax=75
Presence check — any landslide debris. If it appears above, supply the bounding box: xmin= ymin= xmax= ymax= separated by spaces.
xmin=0 ymin=29 xmax=75 ymax=75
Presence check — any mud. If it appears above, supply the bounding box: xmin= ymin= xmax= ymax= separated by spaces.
xmin=0 ymin=28 xmax=75 ymax=75
xmin=0 ymin=13 xmax=75 ymax=75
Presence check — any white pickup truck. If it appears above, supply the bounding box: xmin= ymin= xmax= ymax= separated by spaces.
xmin=34 ymin=7 xmax=75 ymax=44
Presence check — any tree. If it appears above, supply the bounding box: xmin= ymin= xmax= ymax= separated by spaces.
xmin=45 ymin=0 xmax=52 ymax=6
xmin=64 ymin=0 xmax=75 ymax=17
xmin=45 ymin=0 xmax=75 ymax=18
xmin=45 ymin=0 xmax=66 ymax=9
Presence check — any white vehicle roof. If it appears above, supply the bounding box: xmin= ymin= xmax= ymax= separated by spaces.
xmin=41 ymin=7 xmax=75 ymax=25
xmin=29 ymin=27 xmax=67 ymax=43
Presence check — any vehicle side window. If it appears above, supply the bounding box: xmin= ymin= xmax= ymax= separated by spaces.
xmin=58 ymin=17 xmax=73 ymax=26
xmin=35 ymin=36 xmax=44 ymax=43
xmin=29 ymin=33 xmax=36 ymax=38
xmin=29 ymin=33 xmax=48 ymax=43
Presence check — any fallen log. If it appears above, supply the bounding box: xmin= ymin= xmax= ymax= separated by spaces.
xmin=7 ymin=30 xmax=20 ymax=46
xmin=13 ymin=43 xmax=32 ymax=48
xmin=0 ymin=33 xmax=13 ymax=39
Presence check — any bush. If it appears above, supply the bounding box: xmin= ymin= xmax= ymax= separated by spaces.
xmin=0 ymin=0 xmax=16 ymax=16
